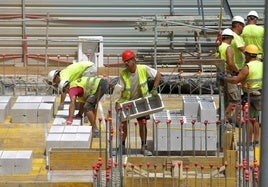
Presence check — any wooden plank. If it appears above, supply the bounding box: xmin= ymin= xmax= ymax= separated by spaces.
xmin=127 ymin=156 xmax=223 ymax=173
xmin=49 ymin=148 xmax=106 ymax=170
xmin=0 ymin=182 xmax=93 ymax=187
xmin=125 ymin=176 xmax=236 ymax=187
xmin=223 ymin=150 xmax=237 ymax=178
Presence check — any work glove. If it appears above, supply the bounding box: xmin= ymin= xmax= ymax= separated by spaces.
xmin=218 ymin=73 xmax=225 ymax=81
xmin=66 ymin=117 xmax=73 ymax=125
xmin=231 ymin=71 xmax=239 ymax=76
xmin=150 ymin=86 xmax=158 ymax=97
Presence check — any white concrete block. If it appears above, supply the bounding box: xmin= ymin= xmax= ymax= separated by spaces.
xmin=199 ymin=101 xmax=217 ymax=123
xmin=77 ymin=126 xmax=92 ymax=134
xmin=75 ymin=133 xmax=91 ymax=147
xmin=60 ymin=134 xmax=77 ymax=148
xmin=55 ymin=110 xmax=80 ymax=117
xmin=63 ymin=104 xmax=70 ymax=110
xmin=14 ymin=151 xmax=32 ymax=174
xmin=0 ymin=96 xmax=12 ymax=110
xmin=0 ymin=103 xmax=8 ymax=122
xmin=16 ymin=96 xmax=43 ymax=103
xmin=49 ymin=126 xmax=65 ymax=134
xmin=52 ymin=117 xmax=81 ymax=126
xmin=63 ymin=126 xmax=78 ymax=134
xmin=46 ymin=134 xmax=62 ymax=155
xmin=56 ymin=110 xmax=69 ymax=117
xmin=0 ymin=151 xmax=4 ymax=174
xmin=41 ymin=96 xmax=56 ymax=103
xmin=41 ymin=96 xmax=57 ymax=115
xmin=38 ymin=103 xmax=53 ymax=123
xmin=60 ymin=133 xmax=91 ymax=148
xmin=11 ymin=103 xmax=40 ymax=123
xmin=1 ymin=151 xmax=17 ymax=174
xmin=120 ymin=94 xmax=164 ymax=121
xmin=183 ymin=95 xmax=199 ymax=117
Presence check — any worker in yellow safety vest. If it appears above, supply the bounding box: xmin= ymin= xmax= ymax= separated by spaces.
xmin=47 ymin=61 xmax=96 ymax=108
xmin=113 ymin=49 xmax=161 ymax=156
xmin=58 ymin=76 xmax=108 ymax=137
xmin=218 ymin=44 xmax=262 ymax=146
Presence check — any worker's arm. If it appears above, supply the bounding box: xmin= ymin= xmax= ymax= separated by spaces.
xmin=224 ymin=65 xmax=249 ymax=84
xmin=60 ymin=92 xmax=67 ymax=104
xmin=153 ymin=71 xmax=161 ymax=88
xmin=66 ymin=95 xmax=76 ymax=125
xmin=226 ymin=46 xmax=239 ymax=73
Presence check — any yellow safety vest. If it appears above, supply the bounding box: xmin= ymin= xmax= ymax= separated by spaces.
xmin=70 ymin=76 xmax=101 ymax=103
xmin=243 ymin=60 xmax=263 ymax=92
xmin=218 ymin=42 xmax=230 ymax=69
xmin=60 ymin=61 xmax=93 ymax=82
xmin=118 ymin=65 xmax=149 ymax=103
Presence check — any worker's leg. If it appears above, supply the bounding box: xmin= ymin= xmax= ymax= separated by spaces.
xmin=138 ymin=118 xmax=147 ymax=144
xmin=137 ymin=116 xmax=152 ymax=156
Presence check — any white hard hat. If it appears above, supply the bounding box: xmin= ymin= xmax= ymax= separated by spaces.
xmin=232 ymin=16 xmax=245 ymax=24
xmin=222 ymin=28 xmax=233 ymax=36
xmin=247 ymin=10 xmax=259 ymax=18
xmin=58 ymin=80 xmax=69 ymax=93
xmin=47 ymin=70 xmax=59 ymax=83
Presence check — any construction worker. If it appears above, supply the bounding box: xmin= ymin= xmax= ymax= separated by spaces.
xmin=115 ymin=49 xmax=161 ymax=156
xmin=218 ymin=28 xmax=240 ymax=120
xmin=47 ymin=61 xmax=97 ymax=108
xmin=58 ymin=76 xmax=108 ymax=137
xmin=241 ymin=10 xmax=264 ymax=60
xmin=218 ymin=44 xmax=262 ymax=146
xmin=231 ymin=16 xmax=246 ymax=70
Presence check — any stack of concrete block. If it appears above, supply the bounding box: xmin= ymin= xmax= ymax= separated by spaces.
xmin=45 ymin=125 xmax=92 ymax=155
xmin=182 ymin=95 xmax=199 ymax=117
xmin=199 ymin=101 xmax=217 ymax=123
xmin=0 ymin=150 xmax=32 ymax=174
xmin=119 ymin=94 xmax=164 ymax=121
xmin=153 ymin=110 xmax=217 ymax=153
xmin=183 ymin=95 xmax=217 ymax=123
xmin=11 ymin=96 xmax=55 ymax=123
xmin=0 ymin=96 xmax=12 ymax=122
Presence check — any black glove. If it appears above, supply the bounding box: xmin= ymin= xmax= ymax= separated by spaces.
xmin=218 ymin=73 xmax=225 ymax=81
xmin=231 ymin=71 xmax=239 ymax=76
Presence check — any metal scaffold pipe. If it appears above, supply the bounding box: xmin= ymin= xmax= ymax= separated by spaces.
xmin=260 ymin=1 xmax=268 ymax=186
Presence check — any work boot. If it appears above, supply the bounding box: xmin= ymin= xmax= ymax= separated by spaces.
xmin=112 ymin=145 xmax=127 ymax=156
xmin=140 ymin=145 xmax=152 ymax=156
xmin=93 ymin=129 xmax=99 ymax=138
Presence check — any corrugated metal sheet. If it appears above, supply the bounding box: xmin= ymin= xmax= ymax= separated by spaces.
xmin=0 ymin=0 xmax=265 ymax=65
